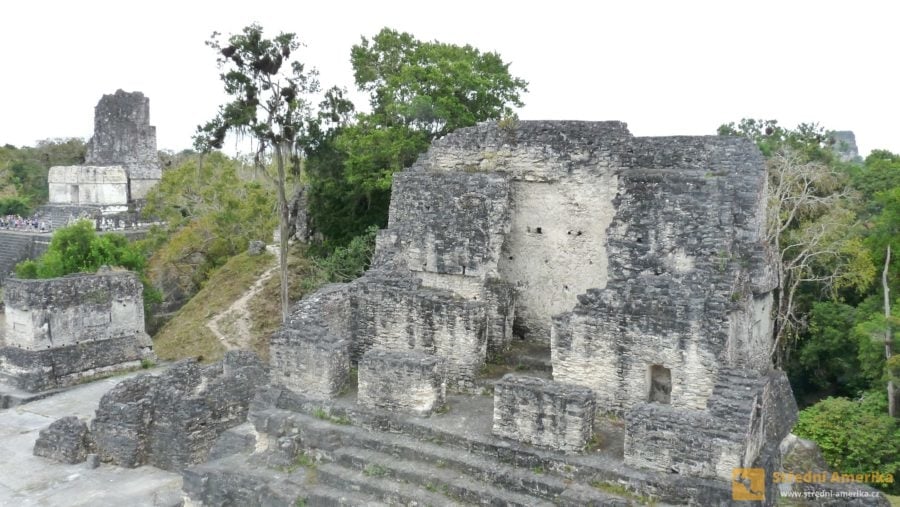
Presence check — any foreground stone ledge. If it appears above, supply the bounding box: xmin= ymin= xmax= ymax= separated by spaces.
xmin=492 ymin=374 xmax=595 ymax=453
xmin=358 ymin=348 xmax=446 ymax=416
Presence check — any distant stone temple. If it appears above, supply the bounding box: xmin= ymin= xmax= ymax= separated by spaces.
xmin=0 ymin=269 xmax=154 ymax=394
xmin=45 ymin=90 xmax=162 ymax=225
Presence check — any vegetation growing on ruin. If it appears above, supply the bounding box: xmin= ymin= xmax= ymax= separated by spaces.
xmin=722 ymin=119 xmax=900 ymax=492
xmin=152 ymin=250 xmax=275 ymax=362
xmin=13 ymin=220 xmax=160 ymax=311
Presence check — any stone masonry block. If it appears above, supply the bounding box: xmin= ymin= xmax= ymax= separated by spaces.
xmin=270 ymin=328 xmax=349 ymax=399
xmin=492 ymin=374 xmax=595 ymax=453
xmin=33 ymin=416 xmax=92 ymax=464
xmin=358 ymin=348 xmax=446 ymax=416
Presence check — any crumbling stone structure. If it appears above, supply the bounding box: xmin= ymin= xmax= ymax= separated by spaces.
xmin=46 ymin=90 xmax=162 ymax=221
xmin=33 ymin=352 xmax=267 ymax=472
xmin=358 ymin=348 xmax=447 ymax=415
xmin=0 ymin=269 xmax=154 ymax=392
xmin=264 ymin=121 xmax=800 ymax=504
xmin=492 ymin=374 xmax=595 ymax=453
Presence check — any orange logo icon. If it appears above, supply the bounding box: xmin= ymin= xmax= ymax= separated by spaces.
xmin=732 ymin=468 xmax=765 ymax=501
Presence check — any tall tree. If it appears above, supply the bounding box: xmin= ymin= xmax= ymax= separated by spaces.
xmin=306 ymin=28 xmax=528 ymax=247
xmin=195 ymin=24 xmax=319 ymax=322
xmin=720 ymin=120 xmax=876 ymax=367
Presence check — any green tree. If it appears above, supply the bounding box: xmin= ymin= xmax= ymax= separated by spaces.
xmin=195 ymin=24 xmax=319 ymax=321
xmin=793 ymin=392 xmax=900 ymax=494
xmin=141 ymin=152 xmax=276 ymax=304
xmin=720 ymin=120 xmax=876 ymax=368
xmin=14 ymin=220 xmax=159 ymax=311
xmin=307 ymin=28 xmax=528 ymax=248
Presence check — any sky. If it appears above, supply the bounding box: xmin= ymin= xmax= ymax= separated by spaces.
xmin=2 ymin=1 xmax=897 ymax=157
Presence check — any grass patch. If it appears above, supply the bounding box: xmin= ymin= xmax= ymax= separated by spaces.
xmin=275 ymin=450 xmax=317 ymax=474
xmin=247 ymin=244 xmax=325 ymax=361
xmin=887 ymin=494 xmax=900 ymax=507
xmin=531 ymin=465 xmax=545 ymax=474
xmin=363 ymin=464 xmax=388 ymax=477
xmin=586 ymin=432 xmax=603 ymax=451
xmin=591 ymin=481 xmax=656 ymax=506
xmin=153 ymin=251 xmax=275 ymax=363
xmin=312 ymin=407 xmax=351 ymax=425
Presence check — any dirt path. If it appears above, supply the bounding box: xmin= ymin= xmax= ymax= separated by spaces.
xmin=206 ymin=254 xmax=278 ymax=351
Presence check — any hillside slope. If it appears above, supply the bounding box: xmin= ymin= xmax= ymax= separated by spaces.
xmin=152 ymin=246 xmax=321 ymax=363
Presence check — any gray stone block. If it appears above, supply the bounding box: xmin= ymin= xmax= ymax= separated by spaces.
xmin=33 ymin=416 xmax=92 ymax=464
xmin=90 ymin=351 xmax=268 ymax=471
xmin=492 ymin=374 xmax=595 ymax=453
xmin=0 ymin=271 xmax=155 ymax=392
xmin=270 ymin=328 xmax=350 ymax=399
xmin=358 ymin=349 xmax=446 ymax=416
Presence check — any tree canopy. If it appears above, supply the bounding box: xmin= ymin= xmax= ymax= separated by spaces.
xmin=305 ymin=27 xmax=528 ymax=249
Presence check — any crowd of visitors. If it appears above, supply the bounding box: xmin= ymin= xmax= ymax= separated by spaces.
xmin=0 ymin=214 xmax=49 ymax=232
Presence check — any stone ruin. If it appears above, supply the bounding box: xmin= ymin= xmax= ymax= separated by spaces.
xmin=175 ymin=121 xmax=826 ymax=506
xmin=23 ymin=120 xmax=888 ymax=506
xmin=0 ymin=269 xmax=154 ymax=397
xmin=33 ymin=351 xmax=267 ymax=472
xmin=44 ymin=90 xmax=162 ymax=228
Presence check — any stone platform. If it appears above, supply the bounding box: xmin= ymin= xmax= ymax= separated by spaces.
xmin=0 ymin=368 xmax=182 ymax=506
xmin=184 ymin=377 xmax=736 ymax=506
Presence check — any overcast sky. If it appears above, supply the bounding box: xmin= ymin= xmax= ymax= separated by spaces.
xmin=2 ymin=1 xmax=897 ymax=156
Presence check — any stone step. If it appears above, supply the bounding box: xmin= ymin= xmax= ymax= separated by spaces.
xmin=183 ymin=453 xmax=311 ymax=507
xmin=306 ymin=484 xmax=389 ymax=507
xmin=333 ymin=446 xmax=556 ymax=507
xmin=255 ymin=408 xmax=632 ymax=506
xmin=317 ymin=462 xmax=463 ymax=506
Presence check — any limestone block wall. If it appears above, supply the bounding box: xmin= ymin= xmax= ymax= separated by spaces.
xmin=623 ymin=369 xmax=797 ymax=481
xmin=358 ymin=348 xmax=446 ymax=415
xmin=48 ymin=166 xmax=129 ymax=205
xmin=492 ymin=374 xmax=595 ymax=453
xmin=352 ymin=280 xmax=487 ymax=392
xmin=407 ymin=122 xmax=631 ymax=342
xmin=0 ymin=270 xmax=153 ymax=391
xmin=3 ymin=271 xmax=145 ymax=350
xmin=269 ymin=328 xmax=349 ymax=398
xmin=86 ymin=352 xmax=267 ymax=471
xmin=84 ymin=90 xmax=162 ymax=200
xmin=552 ymin=136 xmax=775 ymax=412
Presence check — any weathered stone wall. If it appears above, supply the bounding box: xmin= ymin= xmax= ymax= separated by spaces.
xmin=492 ymin=374 xmax=595 ymax=453
xmin=84 ymin=89 xmax=162 ymax=200
xmin=551 ymin=135 xmax=776 ymax=412
xmin=0 ymin=270 xmax=153 ymax=391
xmin=269 ymin=328 xmax=350 ymax=398
xmin=90 ymin=352 xmax=267 ymax=471
xmin=47 ymin=165 xmax=128 ymax=205
xmin=623 ymin=370 xmax=797 ymax=481
xmin=358 ymin=348 xmax=446 ymax=415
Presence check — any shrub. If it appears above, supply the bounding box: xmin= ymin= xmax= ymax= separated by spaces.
xmin=793 ymin=391 xmax=900 ymax=493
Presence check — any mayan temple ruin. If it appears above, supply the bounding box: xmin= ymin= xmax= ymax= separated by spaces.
xmin=177 ymin=121 xmax=803 ymax=505
xmin=44 ymin=90 xmax=162 ymax=226
xmin=16 ymin=121 xmax=889 ymax=506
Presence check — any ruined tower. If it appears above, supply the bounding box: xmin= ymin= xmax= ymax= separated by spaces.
xmin=85 ymin=90 xmax=162 ymax=201
xmin=47 ymin=90 xmax=162 ymax=209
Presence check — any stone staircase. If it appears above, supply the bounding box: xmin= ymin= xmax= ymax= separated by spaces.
xmin=184 ymin=380 xmax=735 ymax=507
xmin=0 ymin=231 xmax=37 ymax=283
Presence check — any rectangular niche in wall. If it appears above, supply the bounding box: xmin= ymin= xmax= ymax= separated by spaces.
xmin=648 ymin=364 xmax=671 ymax=404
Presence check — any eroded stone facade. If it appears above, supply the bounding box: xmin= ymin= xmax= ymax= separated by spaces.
xmin=0 ymin=270 xmax=154 ymax=391
xmin=269 ymin=120 xmax=798 ymax=502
